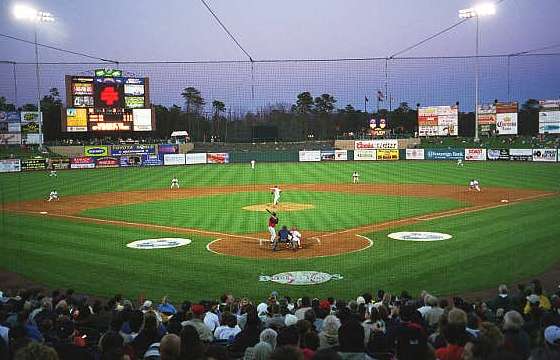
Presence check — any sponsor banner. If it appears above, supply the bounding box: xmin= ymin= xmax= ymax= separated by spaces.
xmin=259 ymin=271 xmax=343 ymax=285
xmin=70 ymin=156 xmax=96 ymax=169
xmin=320 ymin=150 xmax=335 ymax=161
xmin=376 ymin=149 xmax=399 ymax=161
xmin=141 ymin=154 xmax=163 ymax=166
xmin=538 ymin=111 xmax=560 ymax=134
xmin=185 ymin=153 xmax=207 ymax=165
xmin=509 ymin=148 xmax=533 ymax=161
xmin=66 ymin=108 xmax=88 ymax=132
xmin=335 ymin=150 xmax=348 ymax=161
xmin=425 ymin=148 xmax=465 ymax=160
xmin=496 ymin=113 xmax=518 ymax=135
xmin=84 ymin=145 xmax=109 ymax=157
xmin=418 ymin=105 xmax=459 ymax=136
xmin=354 ymin=149 xmax=377 ymax=161
xmin=487 ymin=149 xmax=510 ymax=161
xmin=132 ymin=108 xmax=152 ymax=131
xmin=532 ymin=149 xmax=557 ymax=162
xmin=8 ymin=123 xmax=21 ymax=133
xmin=127 ymin=238 xmax=191 ymax=249
xmin=465 ymin=148 xmax=487 ymax=161
xmin=0 ymin=112 xmax=21 ymax=123
xmin=164 ymin=154 xmax=186 ymax=166
xmin=21 ymin=158 xmax=47 ymax=171
xmin=0 ymin=159 xmax=21 ymax=173
xmin=95 ymin=156 xmax=120 ymax=168
xmin=388 ymin=232 xmax=452 ymax=241
xmin=20 ymin=112 xmax=41 ymax=134
xmin=406 ymin=148 xmax=425 ymax=160
xmin=354 ymin=139 xmax=398 ymax=150
xmin=0 ymin=133 xmax=21 ymax=144
xmin=111 ymin=144 xmax=156 ymax=156
xmin=49 ymin=158 xmax=70 ymax=170
xmin=158 ymin=144 xmax=178 ymax=154
xmin=25 ymin=133 xmax=43 ymax=145
xmin=119 ymin=155 xmax=142 ymax=167
xmin=299 ymin=150 xmax=321 ymax=162
xmin=207 ymin=153 xmax=230 ymax=164
xmin=477 ymin=104 xmax=496 ymax=125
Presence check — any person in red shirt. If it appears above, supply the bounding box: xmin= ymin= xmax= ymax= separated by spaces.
xmin=267 ymin=211 xmax=278 ymax=246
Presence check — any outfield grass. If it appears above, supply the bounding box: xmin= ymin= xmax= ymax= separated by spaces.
xmin=0 ymin=161 xmax=559 ymax=301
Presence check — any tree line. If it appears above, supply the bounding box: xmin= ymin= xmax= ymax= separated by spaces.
xmin=0 ymin=88 xmax=546 ymax=143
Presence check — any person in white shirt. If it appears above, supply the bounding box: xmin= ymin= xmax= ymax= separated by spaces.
xmin=213 ymin=311 xmax=241 ymax=341
xmin=290 ymin=226 xmax=302 ymax=249
xmin=47 ymin=190 xmax=59 ymax=202
xmin=270 ymin=185 xmax=282 ymax=206
xmin=170 ymin=177 xmax=179 ymax=189
xmin=203 ymin=303 xmax=220 ymax=332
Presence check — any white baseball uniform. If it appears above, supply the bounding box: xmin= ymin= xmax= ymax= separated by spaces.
xmin=251 ymin=160 xmax=256 ymax=169
xmin=352 ymin=172 xmax=360 ymax=183
xmin=271 ymin=186 xmax=282 ymax=205
xmin=48 ymin=191 xmax=59 ymax=202
xmin=171 ymin=177 xmax=179 ymax=189
xmin=457 ymin=159 xmax=464 ymax=167
xmin=291 ymin=230 xmax=302 ymax=248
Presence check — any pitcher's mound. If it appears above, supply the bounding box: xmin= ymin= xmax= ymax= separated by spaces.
xmin=243 ymin=203 xmax=315 ymax=212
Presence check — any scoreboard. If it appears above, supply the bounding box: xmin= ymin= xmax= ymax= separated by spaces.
xmin=63 ymin=70 xmax=155 ymax=132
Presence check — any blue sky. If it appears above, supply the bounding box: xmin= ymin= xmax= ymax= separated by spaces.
xmin=0 ymin=0 xmax=559 ymax=111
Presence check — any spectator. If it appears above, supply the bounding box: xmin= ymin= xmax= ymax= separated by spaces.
xmin=269 ymin=345 xmax=304 ymax=360
xmin=462 ymin=322 xmax=505 ymax=360
xmin=502 ymin=310 xmax=530 ymax=359
xmin=203 ymin=301 xmax=220 ymax=333
xmin=243 ymin=329 xmax=277 ymax=360
xmin=179 ymin=325 xmax=205 ymax=360
xmin=318 ymin=315 xmax=340 ymax=349
xmin=277 ymin=326 xmax=299 ymax=348
xmin=228 ymin=305 xmax=260 ymax=356
xmin=214 ymin=311 xmax=241 ymax=341
xmin=435 ymin=308 xmax=470 ymax=360
xmin=301 ymin=331 xmax=320 ymax=360
xmin=131 ymin=312 xmax=163 ymax=359
xmin=159 ymin=334 xmax=181 ymax=360
xmin=337 ymin=319 xmax=372 ymax=359
xmin=52 ymin=318 xmax=93 ymax=360
xmin=182 ymin=305 xmax=213 ymax=343
xmin=491 ymin=285 xmax=512 ymax=313
xmin=99 ymin=330 xmax=129 ymax=360
xmin=424 ymin=295 xmax=444 ymax=330
xmin=392 ymin=304 xmax=428 ymax=360
xmin=296 ymin=297 xmax=312 ymax=320
xmin=14 ymin=342 xmax=59 ymax=360
xmin=264 ymin=304 xmax=285 ymax=331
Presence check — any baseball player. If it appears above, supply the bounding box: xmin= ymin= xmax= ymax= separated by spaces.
xmin=250 ymin=160 xmax=256 ymax=169
xmin=473 ymin=179 xmax=481 ymax=191
xmin=266 ymin=210 xmax=279 ymax=245
xmin=170 ymin=177 xmax=179 ymax=189
xmin=352 ymin=171 xmax=360 ymax=184
xmin=270 ymin=185 xmax=282 ymax=206
xmin=276 ymin=225 xmax=291 ymax=251
xmin=49 ymin=169 xmax=57 ymax=177
xmin=290 ymin=226 xmax=302 ymax=249
xmin=457 ymin=159 xmax=464 ymax=167
xmin=48 ymin=190 xmax=59 ymax=202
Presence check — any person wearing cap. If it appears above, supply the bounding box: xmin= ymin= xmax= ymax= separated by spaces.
xmin=181 ymin=304 xmax=214 ymax=342
xmin=529 ymin=325 xmax=560 ymax=359
xmin=524 ymin=292 xmax=552 ymax=315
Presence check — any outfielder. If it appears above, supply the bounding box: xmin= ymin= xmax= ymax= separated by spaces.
xmin=48 ymin=190 xmax=59 ymax=202
xmin=352 ymin=171 xmax=360 ymax=184
xmin=171 ymin=177 xmax=179 ymax=189
xmin=250 ymin=160 xmax=256 ymax=169
xmin=270 ymin=185 xmax=282 ymax=206
xmin=457 ymin=159 xmax=464 ymax=167
xmin=266 ymin=210 xmax=279 ymax=245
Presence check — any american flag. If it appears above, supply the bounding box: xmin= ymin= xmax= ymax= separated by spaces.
xmin=377 ymin=90 xmax=385 ymax=102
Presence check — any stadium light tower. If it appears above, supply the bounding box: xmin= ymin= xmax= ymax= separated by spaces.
xmin=13 ymin=4 xmax=55 ymax=147
xmin=459 ymin=3 xmax=496 ymax=142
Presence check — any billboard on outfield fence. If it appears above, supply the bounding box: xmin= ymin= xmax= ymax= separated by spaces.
xmin=532 ymin=149 xmax=557 ymax=162
xmin=207 ymin=153 xmax=230 ymax=164
xmin=21 ymin=158 xmax=47 ymax=171
xmin=320 ymin=150 xmax=335 ymax=161
xmin=376 ymin=149 xmax=399 ymax=160
xmin=70 ymin=156 xmax=96 ymax=168
xmin=95 ymin=157 xmax=120 ymax=168
xmin=335 ymin=150 xmax=348 ymax=161
xmin=299 ymin=150 xmax=321 ymax=162
xmin=406 ymin=149 xmax=425 ymax=160
xmin=119 ymin=155 xmax=142 ymax=167
xmin=158 ymin=144 xmax=178 ymax=154
xmin=509 ymin=149 xmax=533 ymax=161
xmin=425 ymin=149 xmax=464 ymax=160
xmin=487 ymin=149 xmax=510 ymax=160
xmin=538 ymin=100 xmax=560 ymax=134
xmin=185 ymin=153 xmax=207 ymax=165
xmin=354 ymin=149 xmax=376 ymax=160
xmin=84 ymin=145 xmax=109 ymax=157
xmin=0 ymin=159 xmax=21 ymax=172
xmin=111 ymin=144 xmax=156 ymax=156
xmin=141 ymin=154 xmax=163 ymax=166
xmin=0 ymin=133 xmax=22 ymax=144
xmin=49 ymin=158 xmax=70 ymax=170
xmin=465 ymin=148 xmax=487 ymax=161
xmin=354 ymin=139 xmax=398 ymax=150
xmin=164 ymin=154 xmax=186 ymax=165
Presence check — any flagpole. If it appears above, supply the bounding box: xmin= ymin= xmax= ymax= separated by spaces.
xmin=364 ymin=96 xmax=367 ymax=113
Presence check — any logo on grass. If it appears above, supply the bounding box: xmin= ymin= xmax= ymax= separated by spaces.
xmin=388 ymin=232 xmax=452 ymax=241
xmin=259 ymin=271 xmax=343 ymax=285
xmin=127 ymin=238 xmax=192 ymax=249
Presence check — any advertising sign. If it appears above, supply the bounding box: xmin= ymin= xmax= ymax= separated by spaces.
xmin=20 ymin=112 xmax=41 ymax=134
xmin=496 ymin=113 xmax=518 ymax=135
xmin=84 ymin=145 xmax=109 ymax=157
xmin=425 ymin=148 xmax=465 ymax=160
xmin=49 ymin=158 xmax=70 ymax=170
xmin=163 ymin=154 xmax=186 ymax=166
xmin=376 ymin=149 xmax=399 ymax=161
xmin=66 ymin=108 xmax=88 ymax=132
xmin=355 ymin=139 xmax=398 ymax=150
xmin=119 ymin=155 xmax=142 ymax=167
xmin=21 ymin=158 xmax=47 ymax=171
xmin=0 ymin=133 xmax=22 ymax=144
xmin=185 ymin=153 xmax=207 ymax=165
xmin=141 ymin=154 xmax=163 ymax=166
xmin=298 ymin=150 xmax=321 ymax=162
xmin=111 ymin=144 xmax=156 ymax=156
xmin=0 ymin=159 xmax=21 ymax=172
xmin=354 ymin=149 xmax=377 ymax=160
xmin=509 ymin=149 xmax=533 ymax=161
xmin=538 ymin=111 xmax=560 ymax=134
xmin=464 ymin=148 xmax=487 ymax=161
xmin=207 ymin=153 xmax=230 ymax=164
xmin=406 ymin=148 xmax=425 ymax=160
xmin=477 ymin=104 xmax=496 ymax=126
xmin=124 ymin=84 xmax=145 ymax=96
xmin=95 ymin=157 xmax=120 ymax=168
xmin=70 ymin=156 xmax=96 ymax=169
xmin=158 ymin=144 xmax=178 ymax=154
xmin=532 ymin=149 xmax=557 ymax=162
xmin=132 ymin=108 xmax=152 ymax=131
xmin=418 ymin=105 xmax=458 ymax=136
xmin=320 ymin=150 xmax=335 ymax=161
xmin=335 ymin=150 xmax=348 ymax=161
xmin=487 ymin=149 xmax=510 ymax=161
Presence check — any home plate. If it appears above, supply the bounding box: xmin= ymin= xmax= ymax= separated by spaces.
xmin=500 ymin=199 xmax=509 ymax=203
xmin=39 ymin=211 xmax=48 ymax=215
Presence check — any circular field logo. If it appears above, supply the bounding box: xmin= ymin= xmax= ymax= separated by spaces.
xmin=388 ymin=232 xmax=452 ymax=242
xmin=127 ymin=238 xmax=192 ymax=249
xmin=259 ymin=271 xmax=343 ymax=285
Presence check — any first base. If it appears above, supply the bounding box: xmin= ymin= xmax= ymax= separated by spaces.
xmin=500 ymin=199 xmax=509 ymax=203
xmin=39 ymin=211 xmax=48 ymax=215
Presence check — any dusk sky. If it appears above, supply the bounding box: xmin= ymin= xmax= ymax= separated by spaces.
xmin=1 ymin=0 xmax=559 ymax=111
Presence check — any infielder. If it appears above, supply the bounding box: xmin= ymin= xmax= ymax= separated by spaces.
xmin=468 ymin=179 xmax=481 ymax=192
xmin=352 ymin=171 xmax=360 ymax=184
xmin=266 ymin=210 xmax=279 ymax=244
xmin=457 ymin=159 xmax=464 ymax=167
xmin=270 ymin=185 xmax=282 ymax=206
xmin=48 ymin=190 xmax=59 ymax=202
xmin=290 ymin=226 xmax=302 ymax=249
xmin=250 ymin=160 xmax=256 ymax=169
xmin=171 ymin=177 xmax=180 ymax=189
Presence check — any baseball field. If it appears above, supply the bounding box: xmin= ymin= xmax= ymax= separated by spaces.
xmin=0 ymin=160 xmax=559 ymax=301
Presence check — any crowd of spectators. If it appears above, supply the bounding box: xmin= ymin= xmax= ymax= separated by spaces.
xmin=0 ymin=279 xmax=559 ymax=360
